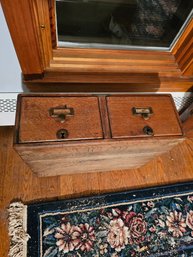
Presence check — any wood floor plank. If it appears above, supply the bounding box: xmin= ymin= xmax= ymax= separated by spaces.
xmin=0 ymin=127 xmax=192 ymax=257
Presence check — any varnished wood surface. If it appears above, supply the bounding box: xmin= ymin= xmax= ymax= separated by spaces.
xmin=107 ymin=95 xmax=182 ymax=138
xmin=172 ymin=19 xmax=193 ymax=76
xmin=1 ymin=1 xmax=193 ymax=91
xmin=50 ymin=48 xmax=180 ymax=74
xmin=15 ymin=94 xmax=184 ymax=176
xmin=0 ymin=127 xmax=193 ymax=256
xmin=1 ymin=0 xmax=45 ymax=75
xmin=15 ymin=138 xmax=184 ymax=177
xmin=19 ymin=96 xmax=103 ymax=142
xmin=26 ymin=78 xmax=193 ymax=93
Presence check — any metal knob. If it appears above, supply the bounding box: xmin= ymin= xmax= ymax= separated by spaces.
xmin=143 ymin=126 xmax=154 ymax=136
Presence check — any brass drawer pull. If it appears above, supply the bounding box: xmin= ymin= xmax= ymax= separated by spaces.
xmin=49 ymin=105 xmax=74 ymax=123
xmin=132 ymin=107 xmax=153 ymax=120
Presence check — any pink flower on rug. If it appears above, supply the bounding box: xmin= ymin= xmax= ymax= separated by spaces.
xmin=124 ymin=212 xmax=147 ymax=244
xmin=74 ymin=223 xmax=95 ymax=252
xmin=107 ymin=218 xmax=129 ymax=252
xmin=54 ymin=222 xmax=80 ymax=253
xmin=186 ymin=210 xmax=193 ymax=236
xmin=149 ymin=225 xmax=156 ymax=233
xmin=166 ymin=211 xmax=186 ymax=237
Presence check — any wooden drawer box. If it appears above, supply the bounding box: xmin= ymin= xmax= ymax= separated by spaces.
xmin=14 ymin=94 xmax=184 ymax=177
xmin=18 ymin=96 xmax=103 ymax=142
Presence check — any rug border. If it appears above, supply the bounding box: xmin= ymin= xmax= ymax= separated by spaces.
xmin=28 ymin=181 xmax=193 ymax=211
xmin=27 ymin=181 xmax=193 ymax=257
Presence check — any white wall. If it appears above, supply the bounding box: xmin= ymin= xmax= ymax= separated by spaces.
xmin=0 ymin=4 xmax=23 ymax=92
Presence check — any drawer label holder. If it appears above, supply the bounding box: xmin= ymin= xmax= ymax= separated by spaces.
xmin=49 ymin=105 xmax=74 ymax=123
xmin=132 ymin=107 xmax=153 ymax=120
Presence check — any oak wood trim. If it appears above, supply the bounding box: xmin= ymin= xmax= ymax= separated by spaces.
xmin=1 ymin=0 xmax=193 ymax=90
xmin=172 ymin=19 xmax=193 ymax=76
xmin=31 ymin=0 xmax=53 ymax=68
xmin=1 ymin=0 xmax=46 ymax=75
xmin=49 ymin=0 xmax=57 ymax=49
xmin=25 ymin=79 xmax=193 ymax=93
xmin=49 ymin=49 xmax=180 ymax=76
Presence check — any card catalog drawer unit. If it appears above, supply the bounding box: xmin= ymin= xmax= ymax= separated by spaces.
xmin=17 ymin=96 xmax=103 ymax=143
xmin=14 ymin=94 xmax=184 ymax=177
xmin=107 ymin=95 xmax=182 ymax=138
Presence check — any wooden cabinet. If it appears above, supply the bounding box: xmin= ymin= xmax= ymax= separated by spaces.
xmin=1 ymin=0 xmax=193 ymax=92
xmin=14 ymin=94 xmax=184 ymax=177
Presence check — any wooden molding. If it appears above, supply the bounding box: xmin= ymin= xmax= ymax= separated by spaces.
xmin=1 ymin=0 xmax=44 ymax=75
xmin=30 ymin=0 xmax=53 ymax=68
xmin=172 ymin=19 xmax=193 ymax=76
xmin=25 ymin=75 xmax=193 ymax=92
xmin=1 ymin=0 xmax=193 ymax=91
xmin=1 ymin=0 xmax=52 ymax=75
xmin=49 ymin=0 xmax=57 ymax=49
xmin=50 ymin=48 xmax=180 ymax=74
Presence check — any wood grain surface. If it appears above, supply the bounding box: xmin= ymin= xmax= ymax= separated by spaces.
xmin=172 ymin=19 xmax=193 ymax=76
xmin=14 ymin=94 xmax=184 ymax=176
xmin=1 ymin=1 xmax=193 ymax=91
xmin=107 ymin=95 xmax=182 ymax=138
xmin=15 ymin=138 xmax=184 ymax=177
xmin=1 ymin=0 xmax=46 ymax=75
xmin=25 ymin=80 xmax=193 ymax=93
xmin=19 ymin=96 xmax=103 ymax=142
xmin=0 ymin=127 xmax=193 ymax=256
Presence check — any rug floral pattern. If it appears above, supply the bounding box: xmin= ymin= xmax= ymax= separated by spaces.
xmin=42 ymin=194 xmax=193 ymax=257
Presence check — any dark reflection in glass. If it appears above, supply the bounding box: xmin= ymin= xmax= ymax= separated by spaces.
xmin=56 ymin=0 xmax=193 ymax=48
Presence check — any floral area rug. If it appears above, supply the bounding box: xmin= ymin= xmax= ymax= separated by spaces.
xmin=8 ymin=182 xmax=193 ymax=257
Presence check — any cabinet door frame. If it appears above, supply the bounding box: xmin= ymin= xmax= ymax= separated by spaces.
xmin=1 ymin=0 xmax=193 ymax=91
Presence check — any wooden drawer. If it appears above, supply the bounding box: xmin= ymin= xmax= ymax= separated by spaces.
xmin=107 ymin=95 xmax=182 ymax=138
xmin=17 ymin=95 xmax=103 ymax=143
xmin=14 ymin=94 xmax=184 ymax=177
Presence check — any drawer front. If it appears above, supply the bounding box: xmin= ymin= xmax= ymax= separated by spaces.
xmin=19 ymin=96 xmax=103 ymax=143
xmin=107 ymin=95 xmax=182 ymax=138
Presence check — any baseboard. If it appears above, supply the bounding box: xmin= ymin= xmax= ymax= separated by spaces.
xmin=0 ymin=92 xmax=192 ymax=126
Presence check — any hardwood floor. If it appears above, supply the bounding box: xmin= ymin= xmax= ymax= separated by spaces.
xmin=0 ymin=126 xmax=193 ymax=256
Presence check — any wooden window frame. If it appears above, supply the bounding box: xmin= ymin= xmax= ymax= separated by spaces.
xmin=1 ymin=0 xmax=193 ymax=92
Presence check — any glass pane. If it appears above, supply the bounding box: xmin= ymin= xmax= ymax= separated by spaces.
xmin=56 ymin=0 xmax=193 ymax=48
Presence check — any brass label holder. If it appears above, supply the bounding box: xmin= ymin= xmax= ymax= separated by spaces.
xmin=132 ymin=107 xmax=153 ymax=120
xmin=49 ymin=105 xmax=74 ymax=123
